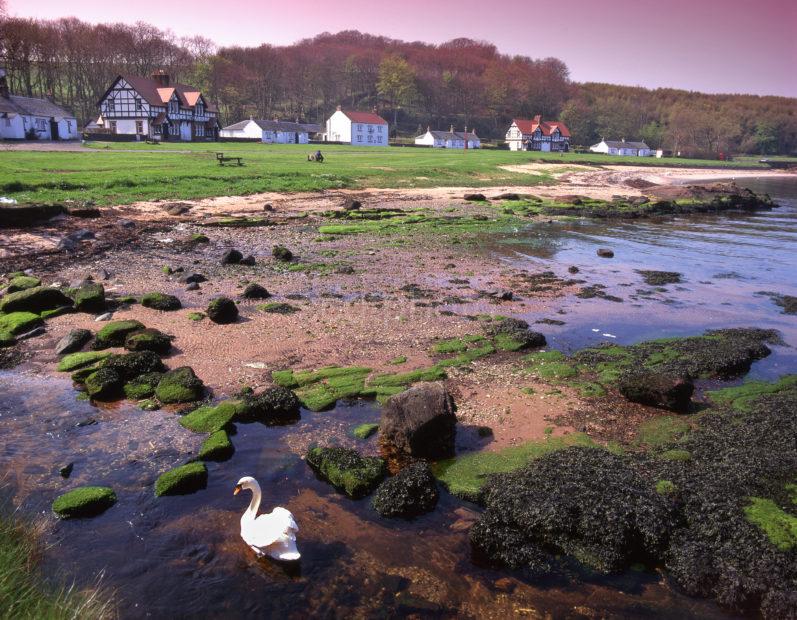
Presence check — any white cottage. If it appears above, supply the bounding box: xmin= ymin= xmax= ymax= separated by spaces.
xmin=0 ymin=69 xmax=79 ymax=140
xmin=505 ymin=116 xmax=571 ymax=152
xmin=96 ymin=71 xmax=218 ymax=141
xmin=415 ymin=126 xmax=480 ymax=149
xmin=590 ymin=139 xmax=654 ymax=157
xmin=325 ymin=106 xmax=388 ymax=146
xmin=220 ymin=118 xmax=321 ymax=143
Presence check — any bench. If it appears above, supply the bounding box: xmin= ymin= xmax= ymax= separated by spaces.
xmin=216 ymin=152 xmax=243 ymax=166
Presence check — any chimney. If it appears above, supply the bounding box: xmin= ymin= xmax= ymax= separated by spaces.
xmin=336 ymin=105 xmax=342 ymax=111
xmin=621 ymin=137 xmax=625 ymax=142
xmin=449 ymin=124 xmax=454 ymax=133
xmin=0 ymin=68 xmax=9 ymax=99
xmin=151 ymin=70 xmax=170 ymax=87
xmin=533 ymin=114 xmax=541 ymax=123
xmin=427 ymin=125 xmax=430 ymax=132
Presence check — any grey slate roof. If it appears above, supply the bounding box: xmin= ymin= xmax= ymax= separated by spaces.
xmin=222 ymin=119 xmax=321 ymax=133
xmin=422 ymin=130 xmax=479 ymax=141
xmin=0 ymin=94 xmax=75 ymax=119
xmin=601 ymin=140 xmax=650 ymax=150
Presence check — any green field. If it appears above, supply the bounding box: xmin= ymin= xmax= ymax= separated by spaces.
xmin=0 ymin=142 xmax=766 ymax=206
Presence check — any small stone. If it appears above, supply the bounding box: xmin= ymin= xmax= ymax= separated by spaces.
xmin=181 ymin=273 xmax=207 ymax=284
xmin=568 ymin=265 xmax=579 ymax=274
xmin=272 ymin=245 xmax=293 ymax=261
xmin=95 ymin=312 xmax=113 ymax=322
xmin=597 ymin=248 xmax=614 ymax=258
xmin=242 ymin=283 xmax=270 ymax=299
xmin=240 ymin=255 xmax=256 ymax=266
xmin=59 ymin=462 xmax=74 ymax=478
xmin=185 ymin=282 xmax=200 ymax=291
xmin=221 ymin=249 xmax=243 ymax=265
xmin=263 ymin=203 xmax=274 ymax=211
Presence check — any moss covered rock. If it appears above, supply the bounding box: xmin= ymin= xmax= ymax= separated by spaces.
xmin=306 ymin=446 xmax=387 ymax=499
xmin=52 ymin=486 xmax=117 ymax=518
xmin=155 ymin=366 xmax=205 ymax=403
xmin=100 ymin=350 xmax=164 ymax=381
xmin=0 ymin=286 xmax=72 ymax=314
xmin=72 ymin=282 xmax=106 ymax=313
xmin=94 ymin=319 xmax=145 ymax=349
xmin=199 ymin=430 xmax=234 ymax=461
xmin=6 ymin=275 xmax=41 ymax=292
xmin=272 ymin=245 xmax=293 ymax=261
xmin=179 ymin=401 xmax=241 ymax=433
xmin=372 ymin=462 xmax=439 ymax=518
xmin=154 ymin=462 xmax=208 ymax=496
xmin=241 ymin=283 xmax=271 ymax=299
xmin=206 ymin=297 xmax=238 ymax=324
xmin=257 ymin=302 xmax=299 ymax=315
xmin=141 ymin=292 xmax=182 ymax=311
xmin=0 ymin=311 xmax=43 ymax=336
xmin=124 ymin=328 xmax=172 ymax=354
xmin=57 ymin=350 xmax=112 ymax=372
xmin=123 ymin=372 xmax=164 ymax=399
xmin=353 ymin=423 xmax=379 ymax=440
xmin=84 ymin=367 xmax=123 ymax=400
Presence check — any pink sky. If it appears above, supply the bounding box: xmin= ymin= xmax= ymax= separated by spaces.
xmin=11 ymin=0 xmax=797 ymax=97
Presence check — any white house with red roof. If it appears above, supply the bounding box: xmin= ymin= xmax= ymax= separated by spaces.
xmin=505 ymin=115 xmax=571 ymax=152
xmin=325 ymin=106 xmax=388 ymax=146
xmin=96 ymin=71 xmax=218 ymax=141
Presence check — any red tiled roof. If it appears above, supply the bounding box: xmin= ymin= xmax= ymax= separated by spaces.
xmin=103 ymin=75 xmax=215 ymax=111
xmin=512 ymin=117 xmax=570 ymax=138
xmin=340 ymin=109 xmax=388 ymax=125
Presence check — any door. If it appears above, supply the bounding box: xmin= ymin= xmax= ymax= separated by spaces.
xmin=50 ymin=118 xmax=59 ymax=140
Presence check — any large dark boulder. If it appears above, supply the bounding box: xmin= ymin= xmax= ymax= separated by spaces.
xmin=238 ymin=386 xmax=301 ymax=424
xmin=100 ymin=350 xmax=165 ymax=381
xmin=0 ymin=286 xmax=72 ymax=314
xmin=72 ymin=282 xmax=106 ymax=313
xmin=206 ymin=297 xmax=238 ymax=324
xmin=618 ymin=370 xmax=694 ymax=412
xmin=241 ymin=283 xmax=271 ymax=299
xmin=371 ymin=462 xmax=439 ymax=518
xmin=221 ymin=249 xmax=243 ymax=265
xmin=379 ymin=382 xmax=456 ymax=466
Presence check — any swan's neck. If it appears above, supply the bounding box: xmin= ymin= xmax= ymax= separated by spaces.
xmin=244 ymin=484 xmax=261 ymax=520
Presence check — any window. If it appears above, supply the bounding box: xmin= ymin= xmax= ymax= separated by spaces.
xmin=357 ymin=124 xmax=363 ymax=131
xmin=135 ymin=98 xmax=142 ymax=111
xmin=66 ymin=120 xmax=72 ymax=132
xmin=367 ymin=135 xmax=372 ymax=143
xmin=108 ymin=99 xmax=115 ymax=112
xmin=378 ymin=125 xmax=383 ymax=133
xmin=154 ymin=124 xmax=161 ymax=135
xmin=196 ymin=124 xmax=204 ymax=137
xmin=377 ymin=136 xmax=382 ymax=144
xmin=135 ymin=121 xmax=143 ymax=134
xmin=109 ymin=121 xmax=117 ymax=134
xmin=36 ymin=118 xmax=46 ymax=131
xmin=368 ymin=126 xmax=374 ymax=133
xmin=356 ymin=135 xmax=362 ymax=142
xmin=5 ymin=118 xmax=10 ymax=127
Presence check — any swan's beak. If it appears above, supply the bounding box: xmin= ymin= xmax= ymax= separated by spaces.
xmin=233 ymin=484 xmax=241 ymax=495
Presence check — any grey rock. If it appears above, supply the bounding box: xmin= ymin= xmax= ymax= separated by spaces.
xmin=55 ymin=328 xmax=92 ymax=355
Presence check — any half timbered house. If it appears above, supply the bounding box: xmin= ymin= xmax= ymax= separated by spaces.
xmin=505 ymin=116 xmax=570 ymax=152
xmin=97 ymin=71 xmax=218 ymax=141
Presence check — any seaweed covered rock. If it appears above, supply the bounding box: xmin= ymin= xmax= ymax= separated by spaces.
xmin=180 ymin=401 xmax=241 ymax=433
xmin=353 ymin=423 xmax=379 ymax=440
xmin=463 ymin=193 xmax=487 ymax=202
xmin=72 ymin=282 xmax=106 ymax=313
xmin=124 ymin=328 xmax=172 ymax=354
xmin=155 ymin=462 xmax=208 ymax=496
xmin=6 ymin=275 xmax=41 ymax=292
xmin=55 ymin=328 xmax=92 ymax=355
xmin=123 ymin=372 xmax=164 ymax=399
xmin=379 ymin=382 xmax=457 ymax=466
xmin=199 ymin=430 xmax=234 ymax=461
xmin=0 ymin=286 xmax=72 ymax=314
xmin=0 ymin=311 xmax=43 ymax=338
xmin=241 ymin=283 xmax=271 ymax=299
xmin=485 ymin=317 xmax=546 ymax=352
xmin=471 ymin=447 xmax=677 ymax=574
xmin=52 ymin=486 xmax=117 ymax=518
xmin=637 ymin=270 xmax=682 ymax=286
xmin=272 ymin=245 xmax=293 ymax=261
xmin=101 ymin=350 xmax=164 ymax=381
xmin=206 ymin=297 xmax=238 ymax=324
xmin=93 ymin=319 xmax=145 ymax=349
xmin=306 ymin=446 xmax=387 ymax=499
xmin=155 ymin=366 xmax=205 ymax=403
xmin=57 ymin=350 xmax=112 ymax=372
xmin=618 ymin=370 xmax=694 ymax=412
xmin=371 ymin=462 xmax=439 ymax=518
xmin=84 ymin=367 xmax=123 ymax=400
xmin=238 ymin=386 xmax=301 ymax=425
xmin=141 ymin=292 xmax=182 ymax=311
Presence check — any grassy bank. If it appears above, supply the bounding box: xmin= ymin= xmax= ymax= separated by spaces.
xmin=0 ymin=510 xmax=109 ymax=619
xmin=0 ymin=142 xmax=765 ymax=206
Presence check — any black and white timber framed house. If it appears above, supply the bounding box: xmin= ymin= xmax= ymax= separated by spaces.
xmin=97 ymin=70 xmax=218 ymax=141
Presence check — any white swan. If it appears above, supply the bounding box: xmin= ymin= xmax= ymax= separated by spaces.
xmin=234 ymin=476 xmax=300 ymax=561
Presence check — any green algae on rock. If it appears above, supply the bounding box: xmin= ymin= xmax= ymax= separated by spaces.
xmin=122 ymin=372 xmax=164 ymax=399
xmin=0 ymin=311 xmax=43 ymax=336
xmin=155 ymin=367 xmax=205 ymax=403
xmin=0 ymin=286 xmax=72 ymax=314
xmin=199 ymin=430 xmax=234 ymax=461
xmin=154 ymin=462 xmax=208 ymax=496
xmin=84 ymin=367 xmax=123 ymax=400
xmin=124 ymin=328 xmax=172 ymax=354
xmin=352 ymin=423 xmax=379 ymax=440
xmin=52 ymin=486 xmax=117 ymax=518
xmin=707 ymin=375 xmax=797 ymax=412
xmin=93 ymin=319 xmax=145 ymax=349
xmin=6 ymin=275 xmax=41 ymax=292
xmin=306 ymin=446 xmax=387 ymax=499
xmin=180 ymin=401 xmax=241 ymax=433
xmin=71 ymin=282 xmax=105 ymax=313
xmin=257 ymin=302 xmax=299 ymax=315
xmin=57 ymin=350 xmax=112 ymax=372
xmin=141 ymin=292 xmax=182 ymax=311
xmin=206 ymin=297 xmax=238 ymax=323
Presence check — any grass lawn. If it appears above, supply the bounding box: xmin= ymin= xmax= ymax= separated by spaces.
xmin=0 ymin=142 xmax=766 ymax=207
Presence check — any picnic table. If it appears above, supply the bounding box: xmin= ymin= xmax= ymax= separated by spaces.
xmin=216 ymin=152 xmax=243 ymax=166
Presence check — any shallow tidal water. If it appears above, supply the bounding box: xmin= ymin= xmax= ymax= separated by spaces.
xmin=2 ymin=176 xmax=795 ymax=618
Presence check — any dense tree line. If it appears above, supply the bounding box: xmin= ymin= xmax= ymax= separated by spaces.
xmin=1 ymin=16 xmax=795 ymax=155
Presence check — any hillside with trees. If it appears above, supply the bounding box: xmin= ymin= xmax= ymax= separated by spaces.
xmin=1 ymin=16 xmax=795 ymax=155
